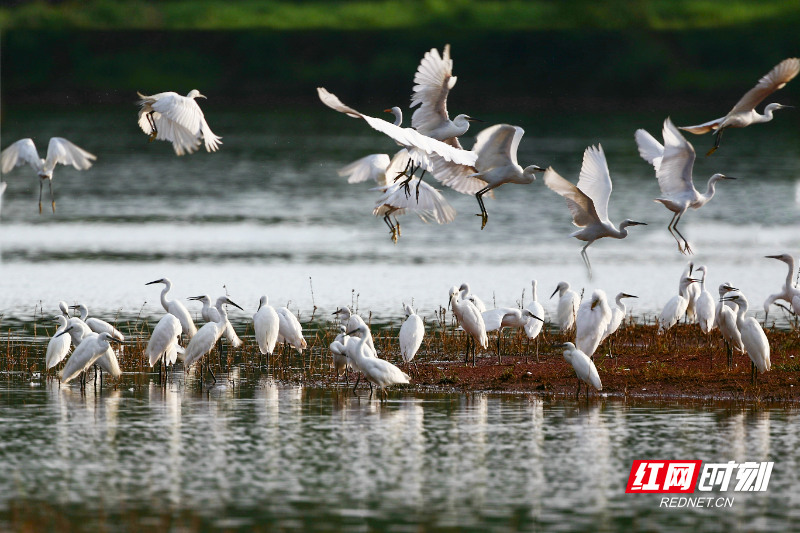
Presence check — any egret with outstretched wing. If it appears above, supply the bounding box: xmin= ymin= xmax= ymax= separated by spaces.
xmin=138 ymin=90 xmax=222 ymax=156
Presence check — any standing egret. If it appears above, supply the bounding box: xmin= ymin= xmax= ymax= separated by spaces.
xmin=69 ymin=304 xmax=124 ymax=340
xmin=333 ymin=306 xmax=376 ymax=355
xmin=575 ymin=289 xmax=612 ymax=359
xmin=57 ymin=330 xmax=122 ymax=385
xmin=459 ymin=283 xmax=487 ymax=313
xmin=694 ymin=266 xmax=716 ymax=334
xmin=601 ymin=293 xmax=637 ymax=357
xmin=58 ymin=301 xmax=92 ymax=347
xmin=720 ymin=292 xmax=771 ymax=384
xmin=550 ymin=281 xmax=580 ymax=333
xmin=345 ymin=323 xmax=410 ymax=399
xmin=276 ymin=307 xmax=307 ymax=353
xmin=716 ymin=283 xmax=744 ymax=369
xmin=330 ymin=326 xmax=352 ymax=382
xmin=525 ymin=280 xmax=545 ymax=362
xmin=679 ymin=58 xmax=799 ymax=155
xmin=635 ymin=118 xmax=735 ymax=254
xmin=253 ymin=296 xmax=280 ymax=357
xmin=187 ymin=294 xmax=243 ymax=347
xmin=0 ymin=137 xmax=96 ymax=213
xmin=450 ymin=287 xmax=488 ymax=366
xmin=679 ymin=261 xmax=701 ymax=323
xmin=763 ymin=254 xmax=800 ymax=321
xmin=46 ymin=316 xmax=72 ymax=370
xmin=137 ymin=90 xmax=221 ymax=155
xmin=659 ymin=276 xmax=700 ymax=334
xmin=146 ymin=278 xmax=197 ymax=339
xmin=557 ymin=342 xmax=602 ymax=400
xmin=481 ymin=308 xmax=544 ymax=363
xmin=543 ymin=145 xmax=646 ymax=278
xmin=146 ymin=313 xmax=183 ymax=367
xmin=399 ymin=304 xmax=425 ymax=369
xmin=183 ymin=297 xmax=241 ymax=382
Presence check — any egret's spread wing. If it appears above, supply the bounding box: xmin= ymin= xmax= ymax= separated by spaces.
xmin=44 ymin=138 xmax=96 ymax=173
xmin=150 ymin=93 xmax=203 ymax=134
xmin=372 ymin=177 xmax=456 ymax=225
xmin=152 ymin=116 xmax=202 ymax=156
xmin=443 ymin=137 xmax=463 ymax=150
xmin=338 ymin=154 xmax=390 ymax=184
xmin=473 ymin=124 xmax=522 ymax=171
xmin=634 ymin=129 xmax=664 ymax=170
xmin=427 ymin=153 xmax=491 ymax=196
xmin=317 ymin=87 xmax=363 ymax=118
xmin=730 ymin=58 xmax=800 ymax=114
xmin=543 ymin=167 xmax=598 ymax=227
xmin=1 ymin=139 xmax=41 ymax=174
xmin=678 ymin=117 xmax=724 ymax=135
xmin=576 ymin=145 xmax=612 ymax=223
xmin=411 ymin=45 xmax=456 ymax=134
xmin=656 ymin=118 xmax=696 ymax=196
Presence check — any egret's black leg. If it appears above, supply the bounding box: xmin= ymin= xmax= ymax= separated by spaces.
xmin=706 ymin=128 xmax=724 ymax=157
xmin=48 ymin=180 xmax=55 ymax=213
xmin=148 ymin=112 xmax=158 ymax=142
xmin=38 ymin=180 xmax=43 ymax=214
xmin=672 ymin=213 xmax=692 ymax=255
xmin=475 ymin=186 xmax=491 ymax=229
xmin=581 ymin=242 xmax=594 ymax=280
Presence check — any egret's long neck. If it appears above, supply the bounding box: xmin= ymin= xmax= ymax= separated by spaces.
xmin=701 ymin=178 xmax=719 ymax=203
xmin=679 ymin=283 xmax=689 ymax=299
xmin=757 ymin=108 xmax=775 ymax=124
xmin=79 ymin=306 xmax=89 ymax=321
xmin=616 ymin=297 xmax=626 ymax=315
xmin=160 ymin=282 xmax=172 ymax=309
xmin=216 ymin=308 xmax=228 ymax=328
xmin=460 ymin=285 xmax=470 ymax=300
xmin=392 ymin=109 xmax=402 ymax=126
xmin=735 ymin=301 xmax=748 ymax=329
xmin=784 ymin=257 xmax=796 ymax=290
xmin=532 ymin=282 xmax=538 ymax=303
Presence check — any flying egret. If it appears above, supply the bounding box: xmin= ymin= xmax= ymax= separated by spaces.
xmin=716 ymin=283 xmax=743 ymax=369
xmin=575 ymin=289 xmax=612 ymax=359
xmin=330 ymin=325 xmax=352 ymax=382
xmin=0 ymin=137 xmax=95 ymax=213
xmin=333 ymin=306 xmax=376 ymax=354
xmin=46 ymin=316 xmax=72 ymax=370
xmin=137 ymin=90 xmax=221 ymax=156
xmin=763 ymin=254 xmax=800 ymax=321
xmin=635 ymin=118 xmax=735 ymax=254
xmin=58 ymin=301 xmax=93 ymax=347
xmin=450 ymin=286 xmax=488 ymax=366
xmin=601 ymin=293 xmax=637 ymax=357
xmin=428 ymin=124 xmax=545 ymax=229
xmin=56 ymin=330 xmax=122 ymax=385
xmin=720 ymin=292 xmax=771 ymax=384
xmin=550 ymin=282 xmax=580 ymax=332
xmin=187 ymin=294 xmax=243 ymax=347
xmin=145 ymin=313 xmax=183 ymax=367
xmin=659 ymin=276 xmax=700 ymax=334
xmin=146 ymin=278 xmax=197 ymax=339
xmin=183 ymin=297 xmax=242 ymax=382
xmin=525 ymin=280 xmax=545 ymax=362
xmin=557 ymin=342 xmax=602 ymax=400
xmin=679 ymin=261 xmax=700 ymax=323
xmin=276 ymin=307 xmax=307 ymax=353
xmin=253 ymin=296 xmax=280 ymax=357
xmin=345 ymin=323 xmax=410 ymax=399
xmin=69 ymin=304 xmax=124 ymax=341
xmin=694 ymin=266 xmax=716 ymax=335
xmin=410 ymin=45 xmax=482 ymax=147
xmin=399 ymin=304 xmax=425 ymax=369
xmin=679 ymin=58 xmax=800 ymax=155
xmin=543 ymin=145 xmax=646 ymax=278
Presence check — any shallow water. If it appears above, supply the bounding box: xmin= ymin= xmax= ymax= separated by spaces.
xmin=0 ymin=375 xmax=797 ymax=532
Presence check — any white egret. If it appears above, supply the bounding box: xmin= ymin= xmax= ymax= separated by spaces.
xmin=46 ymin=316 xmax=72 ymax=370
xmin=635 ymin=118 xmax=735 ymax=254
xmin=543 ymin=145 xmax=646 ymax=278
xmin=679 ymin=261 xmax=700 ymax=322
xmin=721 ymin=292 xmax=771 ymax=384
xmin=333 ymin=306 xmax=376 ymax=354
xmin=253 ymin=296 xmax=280 ymax=356
xmin=372 ymin=174 xmax=456 ymax=242
xmin=575 ymin=289 xmax=612 ymax=359
xmin=550 ymin=281 xmax=580 ymax=332
xmin=601 ymin=293 xmax=637 ymax=356
xmin=679 ymin=58 xmax=799 ymax=155
xmin=146 ymin=278 xmax=197 ymax=339
xmin=694 ymin=266 xmax=716 ymax=334
xmin=137 ymin=90 xmax=221 ymax=156
xmin=145 ymin=313 xmax=183 ymax=367
xmin=330 ymin=325 xmax=352 ymax=382
xmin=399 ymin=304 xmax=425 ymax=369
xmin=69 ymin=304 xmax=124 ymax=341
xmin=183 ymin=297 xmax=241 ymax=382
xmin=276 ymin=307 xmax=307 ymax=353
xmin=481 ymin=307 xmax=543 ymax=363
xmin=716 ymin=283 xmax=744 ymax=369
xmin=659 ymin=276 xmax=700 ymax=334
xmin=525 ymin=280 xmax=545 ymax=362
xmin=557 ymin=342 xmax=602 ymax=400
xmin=58 ymin=301 xmax=92 ymax=347
xmin=345 ymin=323 xmax=410 ymax=399
xmin=459 ymin=283 xmax=487 ymax=313
xmin=187 ymin=294 xmax=243 ymax=347
xmin=0 ymin=181 xmax=7 ymax=217
xmin=0 ymin=137 xmax=96 ymax=213
xmin=450 ymin=286 xmax=488 ymax=366
xmin=763 ymin=254 xmax=800 ymax=321
xmin=57 ymin=330 xmax=122 ymax=385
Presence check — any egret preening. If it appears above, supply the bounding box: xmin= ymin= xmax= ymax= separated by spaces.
xmin=253 ymin=296 xmax=280 ymax=357
xmin=145 ymin=313 xmax=183 ymax=367
xmin=69 ymin=304 xmax=124 ymax=341
xmin=330 ymin=326 xmax=351 ymax=381
xmin=450 ymin=286 xmax=488 ymax=366
xmin=716 ymin=283 xmax=744 ymax=369
xmin=276 ymin=307 xmax=307 ymax=353
xmin=183 ymin=297 xmax=242 ymax=382
xmin=57 ymin=330 xmax=122 ymax=385
xmin=679 ymin=58 xmax=800 ymax=155
xmin=694 ymin=266 xmax=716 ymax=335
xmin=575 ymin=289 xmax=612 ymax=359
xmin=543 ymin=145 xmax=646 ymax=278
xmin=763 ymin=254 xmax=800 ymax=321
xmin=459 ymin=283 xmax=487 ymax=313
xmin=58 ymin=301 xmax=93 ymax=347
xmin=46 ymin=316 xmax=72 ymax=370
xmin=635 ymin=118 xmax=735 ymax=254
xmin=659 ymin=276 xmax=700 ymax=334
xmin=0 ymin=137 xmax=96 ymax=213
xmin=187 ymin=294 xmax=243 ymax=348
xmin=601 ymin=293 xmax=637 ymax=357
xmin=550 ymin=281 xmax=580 ymax=332
xmin=525 ymin=280 xmax=545 ymax=362
xmin=399 ymin=304 xmax=424 ymax=369
xmin=146 ymin=278 xmax=197 ymax=339
xmin=721 ymin=292 xmax=771 ymax=384
xmin=137 ymin=90 xmax=221 ymax=156
xmin=481 ymin=308 xmax=544 ymax=363
xmin=345 ymin=323 xmax=410 ymax=399
xmin=557 ymin=342 xmax=602 ymax=401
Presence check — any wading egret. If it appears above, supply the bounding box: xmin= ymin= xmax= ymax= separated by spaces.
xmin=481 ymin=308 xmax=544 ymax=363
xmin=46 ymin=316 xmax=72 ymax=370
xmin=716 ymin=283 xmax=743 ymax=369
xmin=543 ymin=145 xmax=646 ymax=278
xmin=330 ymin=326 xmax=352 ymax=381
xmin=399 ymin=304 xmax=424 ymax=368
xmin=601 ymin=293 xmax=637 ymax=356
xmin=635 ymin=118 xmax=735 ymax=255
xmin=187 ymin=294 xmax=243 ymax=347
xmin=694 ymin=266 xmax=716 ymax=334
xmin=575 ymin=289 xmax=612 ymax=359
xmin=334 ymin=306 xmax=376 ymax=355
xmin=253 ymin=296 xmax=280 ymax=356
xmin=459 ymin=283 xmax=487 ymax=313
xmin=557 ymin=342 xmax=602 ymax=400
xmin=763 ymin=254 xmax=800 ymax=320
xmin=137 ymin=90 xmax=221 ymax=155
xmin=679 ymin=58 xmax=799 ymax=155
xmin=183 ymin=297 xmax=242 ymax=381
xmin=721 ymin=292 xmax=770 ymax=384
xmin=146 ymin=278 xmax=197 ymax=339
xmin=659 ymin=276 xmax=700 ymax=334
xmin=0 ymin=137 xmax=95 ymax=213
xmin=525 ymin=280 xmax=545 ymax=361
xmin=276 ymin=307 xmax=307 ymax=353
xmin=58 ymin=301 xmax=92 ymax=347
xmin=146 ymin=313 xmax=183 ymax=367
xmin=69 ymin=304 xmax=124 ymax=341
xmin=57 ymin=330 xmax=122 ymax=384
xmin=345 ymin=323 xmax=410 ymax=399
xmin=550 ymin=282 xmax=580 ymax=332
xmin=450 ymin=287 xmax=488 ymax=366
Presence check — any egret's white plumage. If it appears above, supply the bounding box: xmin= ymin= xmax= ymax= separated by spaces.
xmin=188 ymin=294 xmax=243 ymax=347
xmin=276 ymin=307 xmax=307 ymax=353
xmin=659 ymin=276 xmax=699 ymax=334
xmin=458 ymin=283 xmax=486 ymax=313
xmin=601 ymin=293 xmax=637 ymax=344
xmin=146 ymin=278 xmax=197 ymax=339
xmin=253 ymin=296 xmax=280 ymax=356
xmin=146 ymin=313 xmax=183 ymax=367
xmin=575 ymin=289 xmax=612 ymax=358
xmin=694 ymin=266 xmax=716 ymax=334
xmin=137 ymin=90 xmax=221 ymax=155
xmin=550 ymin=281 xmax=580 ymax=332
xmin=399 ymin=304 xmax=425 ymax=364
xmin=46 ymin=316 xmax=72 ymax=370
xmin=70 ymin=304 xmax=124 ymax=341
xmin=763 ymin=254 xmax=800 ymax=319
xmin=680 ymin=262 xmax=701 ymax=322
xmin=183 ymin=298 xmax=239 ymax=369
xmin=0 ymin=181 xmax=6 ymax=217
xmin=58 ymin=301 xmax=93 ymax=347
xmin=345 ymin=323 xmax=410 ymax=397
xmin=451 ymin=285 xmax=488 ymax=365
xmin=58 ymin=331 xmax=121 ymax=384
xmin=524 ymin=280 xmax=545 ymax=341
xmin=722 ymin=292 xmax=771 ymax=383
xmin=717 ymin=283 xmax=744 ymax=368
xmin=481 ymin=307 xmax=543 ymax=362
xmin=558 ymin=342 xmax=602 ymax=399
xmin=333 ymin=306 xmax=376 ymax=355
xmin=330 ymin=326 xmax=352 ymax=378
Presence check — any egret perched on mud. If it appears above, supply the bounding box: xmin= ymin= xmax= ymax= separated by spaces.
xmin=601 ymin=293 xmax=637 ymax=356
xmin=146 ymin=278 xmax=197 ymax=339
xmin=399 ymin=304 xmax=424 ymax=369
xmin=69 ymin=304 xmax=124 ymax=340
xmin=694 ymin=266 xmax=716 ymax=334
xmin=481 ymin=308 xmax=543 ymax=363
xmin=46 ymin=316 xmax=72 ymax=370
xmin=345 ymin=323 xmax=410 ymax=399
xmin=57 ymin=330 xmax=122 ymax=384
xmin=146 ymin=313 xmax=183 ymax=367
xmin=183 ymin=297 xmax=242 ymax=382
xmin=716 ymin=283 xmax=743 ymax=369
xmin=1 ymin=137 xmax=96 ymax=213
xmin=253 ymin=296 xmax=280 ymax=357
xmin=137 ymin=90 xmax=222 ymax=156
xmin=576 ymin=289 xmax=612 ymax=359
xmin=450 ymin=286 xmax=488 ymax=366
xmin=635 ymin=118 xmax=735 ymax=254
xmin=525 ymin=280 xmax=545 ymax=361
xmin=551 ymin=281 xmax=580 ymax=332
xmin=188 ymin=294 xmax=242 ymax=347
xmin=557 ymin=342 xmax=602 ymax=400
xmin=679 ymin=58 xmax=799 ymax=155
xmin=543 ymin=145 xmax=646 ymax=278
xmin=720 ymin=292 xmax=770 ymax=384
xmin=679 ymin=261 xmax=700 ymax=323
xmin=659 ymin=276 xmax=700 ymax=334
xmin=276 ymin=307 xmax=307 ymax=353
xmin=763 ymin=254 xmax=800 ymax=321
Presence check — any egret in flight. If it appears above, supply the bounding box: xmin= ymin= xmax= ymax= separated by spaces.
xmin=543 ymin=145 xmax=646 ymax=278
xmin=720 ymin=292 xmax=770 ymax=384
xmin=557 ymin=342 xmax=602 ymax=401
xmin=137 ymin=90 xmax=222 ymax=156
xmin=0 ymin=137 xmax=96 ymax=213
xmin=679 ymin=58 xmax=799 ymax=155
xmin=635 ymin=118 xmax=735 ymax=254
xmin=146 ymin=278 xmax=197 ymax=339
xmin=763 ymin=254 xmax=800 ymax=321
xmin=575 ymin=289 xmax=612 ymax=359
xmin=550 ymin=281 xmax=580 ymax=332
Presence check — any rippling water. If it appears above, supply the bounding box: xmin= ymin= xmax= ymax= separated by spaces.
xmin=0 ymin=375 xmax=796 ymax=532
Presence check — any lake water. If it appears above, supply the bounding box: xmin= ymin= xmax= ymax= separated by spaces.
xmin=0 ymin=374 xmax=796 ymax=532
